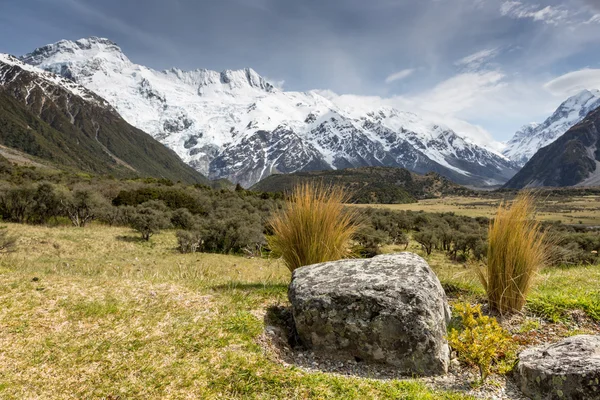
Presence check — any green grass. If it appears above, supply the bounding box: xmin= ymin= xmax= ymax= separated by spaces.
xmin=0 ymin=223 xmax=471 ymax=399
xmin=1 ymin=223 xmax=598 ymax=398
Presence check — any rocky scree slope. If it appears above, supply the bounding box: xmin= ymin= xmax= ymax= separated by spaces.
xmin=21 ymin=37 xmax=518 ymax=187
xmin=0 ymin=53 xmax=207 ymax=183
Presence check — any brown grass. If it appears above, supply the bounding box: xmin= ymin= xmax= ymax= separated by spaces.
xmin=269 ymin=183 xmax=358 ymax=273
xmin=477 ymin=192 xmax=551 ymax=314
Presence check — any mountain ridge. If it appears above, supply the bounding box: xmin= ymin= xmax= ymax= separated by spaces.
xmin=503 ymin=89 xmax=600 ymax=166
xmin=504 ymin=106 xmax=600 ymax=188
xmin=20 ymin=37 xmax=518 ymax=188
xmin=0 ymin=52 xmax=209 ymax=184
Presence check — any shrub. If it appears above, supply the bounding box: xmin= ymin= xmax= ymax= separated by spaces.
xmin=171 ymin=208 xmax=195 ymax=230
xmin=269 ymin=183 xmax=358 ymax=273
xmin=478 ymin=193 xmax=551 ymax=314
xmin=413 ymin=230 xmax=436 ymax=255
xmin=354 ymin=226 xmax=391 ymax=257
xmin=0 ymin=227 xmax=16 ymax=254
xmin=127 ymin=206 xmax=171 ymax=241
xmin=447 ymin=303 xmax=516 ymax=382
xmin=176 ymin=229 xmax=204 ymax=253
xmin=62 ymin=190 xmax=106 ymax=227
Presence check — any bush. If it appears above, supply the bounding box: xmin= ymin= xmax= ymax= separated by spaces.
xmin=447 ymin=303 xmax=516 ymax=382
xmin=62 ymin=190 xmax=106 ymax=227
xmin=478 ymin=193 xmax=551 ymax=314
xmin=127 ymin=206 xmax=171 ymax=241
xmin=413 ymin=230 xmax=436 ymax=255
xmin=354 ymin=226 xmax=391 ymax=257
xmin=176 ymin=229 xmax=204 ymax=253
xmin=0 ymin=227 xmax=16 ymax=254
xmin=171 ymin=208 xmax=195 ymax=230
xmin=269 ymin=183 xmax=358 ymax=272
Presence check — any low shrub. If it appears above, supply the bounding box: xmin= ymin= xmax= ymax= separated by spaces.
xmin=447 ymin=303 xmax=517 ymax=382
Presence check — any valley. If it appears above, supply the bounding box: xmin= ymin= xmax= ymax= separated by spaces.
xmin=353 ymin=194 xmax=600 ymax=226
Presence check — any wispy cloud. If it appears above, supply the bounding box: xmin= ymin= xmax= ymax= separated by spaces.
xmin=544 ymin=69 xmax=600 ymax=96
xmin=385 ymin=68 xmax=415 ymax=84
xmin=455 ymin=48 xmax=500 ymax=70
xmin=500 ymin=1 xmax=570 ymax=25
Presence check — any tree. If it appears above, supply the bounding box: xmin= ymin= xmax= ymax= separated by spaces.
xmin=413 ymin=230 xmax=437 ymax=255
xmin=62 ymin=190 xmax=106 ymax=227
xmin=128 ymin=206 xmax=171 ymax=241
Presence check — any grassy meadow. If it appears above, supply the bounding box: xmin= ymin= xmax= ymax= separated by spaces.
xmin=0 ymin=223 xmax=598 ymax=399
xmin=353 ymin=195 xmax=600 ymax=226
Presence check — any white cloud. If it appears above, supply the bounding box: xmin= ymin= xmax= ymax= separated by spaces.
xmin=413 ymin=70 xmax=506 ymax=115
xmin=385 ymin=68 xmax=415 ymax=83
xmin=500 ymin=1 xmax=570 ymax=25
xmin=543 ymin=69 xmax=600 ymax=96
xmin=455 ymin=48 xmax=500 ymax=70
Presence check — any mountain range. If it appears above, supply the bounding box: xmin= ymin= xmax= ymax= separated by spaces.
xmin=0 ymin=53 xmax=207 ymax=184
xmin=18 ymin=37 xmax=518 ymax=187
xmin=503 ymin=89 xmax=600 ymax=166
xmin=2 ymin=36 xmax=600 ymax=189
xmin=504 ymin=105 xmax=600 ymax=188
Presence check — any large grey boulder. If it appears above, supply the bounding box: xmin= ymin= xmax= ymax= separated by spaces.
xmin=288 ymin=252 xmax=451 ymax=376
xmin=514 ymin=335 xmax=600 ymax=400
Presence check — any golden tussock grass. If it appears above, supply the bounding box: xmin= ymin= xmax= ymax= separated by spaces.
xmin=269 ymin=183 xmax=359 ymax=273
xmin=477 ymin=192 xmax=551 ymax=314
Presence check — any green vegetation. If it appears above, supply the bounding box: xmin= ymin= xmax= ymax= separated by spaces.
xmin=0 ymin=223 xmax=473 ymax=399
xmin=480 ymin=193 xmax=550 ymax=314
xmin=447 ymin=303 xmax=517 ymax=382
xmin=251 ymin=166 xmax=473 ymax=204
xmin=269 ymin=183 xmax=358 ymax=272
xmin=0 ymin=87 xmax=206 ymax=184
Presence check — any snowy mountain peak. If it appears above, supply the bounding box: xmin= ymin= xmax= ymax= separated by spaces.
xmin=20 ymin=37 xmax=518 ymax=187
xmin=21 ymin=37 xmax=127 ymax=67
xmin=503 ymin=89 xmax=600 ymax=166
xmin=0 ymin=52 xmax=105 ymax=105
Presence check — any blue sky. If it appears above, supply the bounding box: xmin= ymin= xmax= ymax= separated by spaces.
xmin=2 ymin=0 xmax=600 ymax=145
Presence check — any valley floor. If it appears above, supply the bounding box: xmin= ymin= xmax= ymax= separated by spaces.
xmin=353 ymin=195 xmax=600 ymax=226
xmin=0 ymin=224 xmax=598 ymax=399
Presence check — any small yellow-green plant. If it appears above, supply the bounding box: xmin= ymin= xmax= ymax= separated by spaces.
xmin=478 ymin=192 xmax=550 ymax=314
xmin=447 ymin=303 xmax=517 ymax=382
xmin=269 ymin=183 xmax=358 ymax=273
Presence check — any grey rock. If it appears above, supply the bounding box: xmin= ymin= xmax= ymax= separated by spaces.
xmin=514 ymin=335 xmax=600 ymax=400
xmin=288 ymin=252 xmax=451 ymax=376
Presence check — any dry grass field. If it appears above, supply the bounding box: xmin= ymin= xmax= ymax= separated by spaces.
xmin=352 ymin=195 xmax=600 ymax=226
xmin=0 ymin=223 xmax=598 ymax=399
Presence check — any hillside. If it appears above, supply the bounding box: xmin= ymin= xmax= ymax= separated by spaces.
xmin=0 ymin=54 xmax=208 ymax=184
xmin=504 ymin=106 xmax=600 ymax=189
xmin=251 ymin=167 xmax=472 ymax=203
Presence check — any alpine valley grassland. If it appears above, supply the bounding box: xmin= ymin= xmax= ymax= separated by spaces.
xmin=352 ymin=194 xmax=600 ymax=226
xmin=0 ymin=221 xmax=598 ymax=399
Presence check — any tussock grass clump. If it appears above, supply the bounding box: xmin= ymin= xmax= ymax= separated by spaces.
xmin=478 ymin=192 xmax=550 ymax=314
xmin=269 ymin=183 xmax=358 ymax=272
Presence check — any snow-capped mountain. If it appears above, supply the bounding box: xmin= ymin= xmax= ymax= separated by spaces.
xmin=503 ymin=89 xmax=600 ymax=166
xmin=21 ymin=37 xmax=518 ymax=187
xmin=0 ymin=53 xmax=206 ymax=183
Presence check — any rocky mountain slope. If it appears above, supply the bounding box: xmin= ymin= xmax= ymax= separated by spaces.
xmin=0 ymin=53 xmax=207 ymax=184
xmin=250 ymin=166 xmax=473 ymax=203
xmin=504 ymin=106 xmax=600 ymax=188
xmin=503 ymin=89 xmax=600 ymax=166
xmin=21 ymin=37 xmax=518 ymax=187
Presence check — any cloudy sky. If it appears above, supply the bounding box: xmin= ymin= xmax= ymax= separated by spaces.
xmin=2 ymin=0 xmax=600 ymax=147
